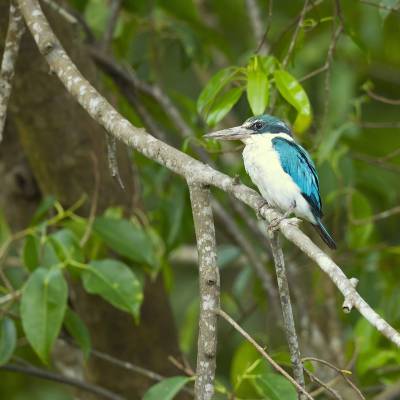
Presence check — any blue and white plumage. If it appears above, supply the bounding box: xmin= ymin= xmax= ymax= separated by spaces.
xmin=204 ymin=114 xmax=336 ymax=249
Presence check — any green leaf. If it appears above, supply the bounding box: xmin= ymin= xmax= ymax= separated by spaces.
xmin=84 ymin=0 xmax=109 ymax=37
xmin=82 ymin=259 xmax=143 ymax=321
xmin=20 ymin=267 xmax=68 ymax=363
xmin=48 ymin=229 xmax=83 ymax=264
xmin=206 ymin=87 xmax=243 ymax=127
xmin=231 ymin=341 xmax=270 ymax=398
xmin=274 ymin=70 xmax=312 ymax=134
xmin=143 ymin=376 xmax=190 ymax=400
xmin=317 ymin=122 xmax=354 ymax=163
xmin=0 ymin=317 xmax=16 ymax=366
xmin=197 ymin=67 xmax=239 ymax=115
xmin=23 ymin=235 xmax=40 ymax=271
xmin=64 ymin=309 xmax=91 ymax=359
xmin=358 ymin=350 xmax=397 ymax=375
xmin=179 ymin=299 xmax=199 ymax=354
xmin=93 ymin=217 xmax=156 ymax=267
xmin=0 ymin=210 xmax=10 ymax=246
xmin=254 ymin=373 xmax=297 ymax=400
xmin=30 ymin=196 xmax=56 ymax=226
xmin=247 ymin=58 xmax=269 ymax=115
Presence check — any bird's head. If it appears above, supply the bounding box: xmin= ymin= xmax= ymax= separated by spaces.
xmin=204 ymin=114 xmax=291 ymax=141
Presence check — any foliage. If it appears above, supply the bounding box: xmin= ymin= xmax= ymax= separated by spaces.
xmin=1 ymin=0 xmax=400 ymax=399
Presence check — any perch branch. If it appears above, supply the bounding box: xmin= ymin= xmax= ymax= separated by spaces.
xmin=189 ymin=183 xmax=220 ymax=400
xmin=17 ymin=0 xmax=400 ymax=349
xmin=269 ymin=231 xmax=306 ymax=399
xmin=0 ymin=0 xmax=25 ymax=141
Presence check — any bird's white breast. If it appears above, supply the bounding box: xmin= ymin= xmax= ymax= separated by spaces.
xmin=242 ymin=134 xmax=315 ymax=223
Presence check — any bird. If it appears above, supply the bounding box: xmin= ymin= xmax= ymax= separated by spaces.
xmin=204 ymin=114 xmax=336 ymax=249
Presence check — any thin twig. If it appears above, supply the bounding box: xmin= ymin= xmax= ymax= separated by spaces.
xmin=217 ymin=308 xmax=314 ymax=400
xmin=106 ymin=133 xmax=125 ymax=189
xmin=359 ymin=0 xmax=400 ymax=14
xmin=42 ymin=0 xmax=78 ymax=25
xmin=100 ymin=0 xmax=121 ymax=52
xmin=0 ymin=290 xmax=21 ymax=306
xmin=269 ymin=231 xmax=306 ymax=399
xmin=245 ymin=0 xmax=269 ymax=53
xmin=302 ymin=357 xmax=365 ymax=400
xmin=189 ymin=183 xmax=220 ymax=400
xmin=358 ymin=121 xmax=400 ymax=129
xmin=351 ymin=205 xmax=400 ymax=225
xmin=0 ymin=0 xmax=25 ymax=141
xmin=1 ymin=363 xmax=124 ymax=400
xmin=304 ymin=368 xmax=343 ymax=400
xmin=282 ymin=0 xmax=309 ymax=68
xmin=365 ymin=88 xmax=400 ymax=105
xmin=255 ymin=0 xmax=273 ymax=54
xmin=351 ymin=152 xmax=400 ymax=174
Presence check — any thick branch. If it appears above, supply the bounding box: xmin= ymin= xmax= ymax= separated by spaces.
xmin=269 ymin=231 xmax=305 ymax=399
xmin=0 ymin=0 xmax=25 ymax=141
xmin=189 ymin=183 xmax=220 ymax=400
xmin=17 ymin=0 xmax=400 ymax=348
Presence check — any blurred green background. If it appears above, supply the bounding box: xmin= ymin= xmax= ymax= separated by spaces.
xmin=1 ymin=0 xmax=400 ymax=399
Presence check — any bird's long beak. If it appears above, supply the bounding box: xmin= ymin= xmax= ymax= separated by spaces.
xmin=204 ymin=126 xmax=252 ymax=141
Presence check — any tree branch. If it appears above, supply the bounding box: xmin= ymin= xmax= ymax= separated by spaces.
xmin=17 ymin=0 xmax=400 ymax=349
xmin=0 ymin=0 xmax=25 ymax=141
xmin=0 ymin=363 xmax=124 ymax=400
xmin=269 ymin=231 xmax=306 ymax=399
xmin=189 ymin=183 xmax=220 ymax=400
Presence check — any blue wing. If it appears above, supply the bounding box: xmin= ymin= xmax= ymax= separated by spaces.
xmin=272 ymin=137 xmax=322 ymax=218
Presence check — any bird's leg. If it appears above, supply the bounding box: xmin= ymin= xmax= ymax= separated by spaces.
xmin=268 ymin=201 xmax=297 ymax=233
xmin=256 ymin=200 xmax=270 ymax=220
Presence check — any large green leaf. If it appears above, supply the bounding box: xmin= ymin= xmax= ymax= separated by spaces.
xmin=274 ymin=70 xmax=312 ymax=134
xmin=247 ymin=57 xmax=269 ymax=115
xmin=64 ymin=308 xmax=91 ymax=359
xmin=0 ymin=317 xmax=16 ymax=366
xmin=206 ymin=87 xmax=243 ymax=126
xmin=93 ymin=217 xmax=156 ymax=267
xmin=197 ymin=66 xmax=239 ymax=115
xmin=143 ymin=376 xmax=190 ymax=400
xmin=82 ymin=259 xmax=143 ymax=321
xmin=254 ymin=373 xmax=297 ymax=400
xmin=20 ymin=267 xmax=68 ymax=363
xmin=48 ymin=229 xmax=83 ymax=263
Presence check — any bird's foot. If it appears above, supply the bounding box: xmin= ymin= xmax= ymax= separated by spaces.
xmin=256 ymin=201 xmax=269 ymax=220
xmin=267 ymin=206 xmax=297 ymax=234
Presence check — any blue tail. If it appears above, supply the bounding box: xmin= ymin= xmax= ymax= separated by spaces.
xmin=313 ymin=219 xmax=336 ymax=250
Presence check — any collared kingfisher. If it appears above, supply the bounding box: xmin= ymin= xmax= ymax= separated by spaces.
xmin=204 ymin=114 xmax=336 ymax=249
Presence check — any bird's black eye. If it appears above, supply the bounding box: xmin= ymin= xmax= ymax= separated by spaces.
xmin=252 ymin=121 xmax=264 ymax=130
